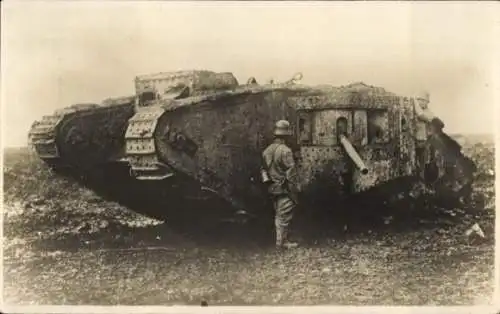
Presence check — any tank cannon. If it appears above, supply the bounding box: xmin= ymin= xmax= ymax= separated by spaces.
xmin=339 ymin=134 xmax=369 ymax=175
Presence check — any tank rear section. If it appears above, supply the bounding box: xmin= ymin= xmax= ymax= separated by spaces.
xmin=28 ymin=98 xmax=136 ymax=170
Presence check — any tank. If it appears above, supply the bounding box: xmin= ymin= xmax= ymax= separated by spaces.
xmin=28 ymin=70 xmax=476 ymax=221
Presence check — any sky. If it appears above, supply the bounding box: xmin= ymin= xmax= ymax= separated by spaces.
xmin=1 ymin=1 xmax=499 ymax=147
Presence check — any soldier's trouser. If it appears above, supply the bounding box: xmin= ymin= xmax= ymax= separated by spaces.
xmin=272 ymin=194 xmax=296 ymax=245
xmin=415 ymin=141 xmax=427 ymax=177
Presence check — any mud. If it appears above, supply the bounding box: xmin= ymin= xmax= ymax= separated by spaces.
xmin=2 ymin=135 xmax=495 ymax=305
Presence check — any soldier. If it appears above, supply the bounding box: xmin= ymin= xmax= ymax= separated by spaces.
xmin=262 ymin=120 xmax=299 ymax=249
xmin=414 ymin=91 xmax=434 ymax=174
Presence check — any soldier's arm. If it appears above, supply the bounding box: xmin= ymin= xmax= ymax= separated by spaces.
xmin=260 ymin=151 xmax=267 ymax=171
xmin=414 ymin=98 xmax=435 ymax=123
xmin=281 ymin=147 xmax=299 ymax=192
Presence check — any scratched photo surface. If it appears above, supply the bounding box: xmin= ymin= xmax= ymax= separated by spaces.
xmin=2 ymin=2 xmax=497 ymax=306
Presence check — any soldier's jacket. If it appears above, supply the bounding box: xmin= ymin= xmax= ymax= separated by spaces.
xmin=262 ymin=142 xmax=299 ymax=197
xmin=414 ymin=98 xmax=435 ymax=142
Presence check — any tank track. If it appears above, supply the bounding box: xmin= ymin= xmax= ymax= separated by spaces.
xmin=124 ymin=107 xmax=175 ymax=180
xmin=28 ymin=105 xmax=99 ymax=167
xmin=29 ymin=100 xmax=137 ymax=170
xmin=123 ymin=105 xmax=250 ymax=212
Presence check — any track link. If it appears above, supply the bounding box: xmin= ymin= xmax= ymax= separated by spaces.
xmin=28 ymin=104 xmax=99 ymax=166
xmin=124 ymin=107 xmax=175 ymax=180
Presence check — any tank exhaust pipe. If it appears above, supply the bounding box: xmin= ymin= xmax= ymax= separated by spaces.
xmin=339 ymin=134 xmax=369 ymax=175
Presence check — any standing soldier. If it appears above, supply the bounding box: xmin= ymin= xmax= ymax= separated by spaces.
xmin=414 ymin=91 xmax=434 ymax=176
xmin=262 ymin=120 xmax=299 ymax=249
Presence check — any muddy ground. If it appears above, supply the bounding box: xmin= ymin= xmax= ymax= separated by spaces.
xmin=2 ymin=134 xmax=496 ymax=305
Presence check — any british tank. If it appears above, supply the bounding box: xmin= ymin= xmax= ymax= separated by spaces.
xmin=28 ymin=70 xmax=476 ymax=223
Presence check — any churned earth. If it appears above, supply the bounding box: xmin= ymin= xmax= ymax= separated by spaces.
xmin=2 ymin=134 xmax=496 ymax=305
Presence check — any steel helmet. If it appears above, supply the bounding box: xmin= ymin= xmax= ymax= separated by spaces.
xmin=415 ymin=91 xmax=430 ymax=102
xmin=274 ymin=120 xmax=292 ymax=136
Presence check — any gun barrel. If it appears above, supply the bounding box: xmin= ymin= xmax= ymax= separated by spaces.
xmin=340 ymin=135 xmax=369 ymax=175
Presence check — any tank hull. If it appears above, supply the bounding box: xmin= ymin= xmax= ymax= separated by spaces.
xmin=123 ymin=88 xmax=307 ymax=218
xmin=123 ymin=87 xmax=419 ymax=217
xmin=28 ymin=73 xmax=477 ymax=222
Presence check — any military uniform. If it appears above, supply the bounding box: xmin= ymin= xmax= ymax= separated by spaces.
xmin=414 ymin=92 xmax=435 ymax=175
xmin=262 ymin=120 xmax=299 ymax=249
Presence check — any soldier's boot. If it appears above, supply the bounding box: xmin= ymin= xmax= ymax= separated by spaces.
xmin=276 ymin=228 xmax=298 ymax=249
xmin=282 ymin=241 xmax=299 ymax=249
